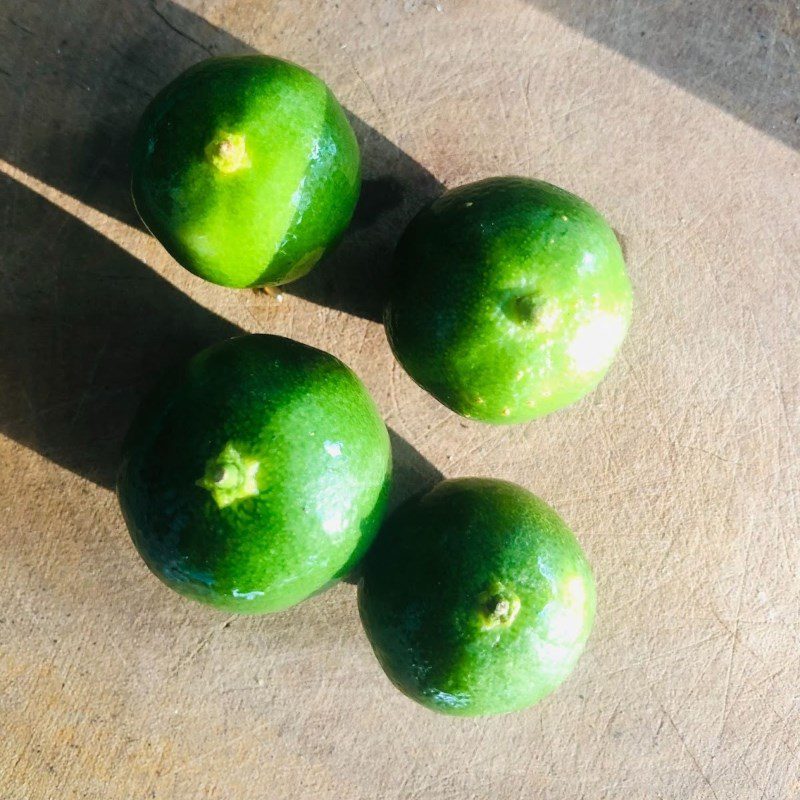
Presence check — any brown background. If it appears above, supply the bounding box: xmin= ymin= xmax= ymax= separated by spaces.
xmin=1 ymin=1 xmax=799 ymax=798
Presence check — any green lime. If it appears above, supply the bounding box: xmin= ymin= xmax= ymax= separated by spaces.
xmin=358 ymin=478 xmax=595 ymax=716
xmin=117 ymin=334 xmax=391 ymax=614
xmin=131 ymin=56 xmax=360 ymax=288
xmin=385 ymin=177 xmax=632 ymax=423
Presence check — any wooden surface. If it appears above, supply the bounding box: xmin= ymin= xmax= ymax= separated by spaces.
xmin=2 ymin=1 xmax=799 ymax=798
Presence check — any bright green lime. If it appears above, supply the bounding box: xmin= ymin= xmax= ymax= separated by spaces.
xmin=358 ymin=478 xmax=595 ymax=716
xmin=131 ymin=56 xmax=360 ymax=288
xmin=117 ymin=335 xmax=391 ymax=614
xmin=385 ymin=177 xmax=632 ymax=423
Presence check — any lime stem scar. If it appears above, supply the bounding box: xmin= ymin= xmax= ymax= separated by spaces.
xmin=205 ymin=132 xmax=251 ymax=173
xmin=212 ymin=464 xmax=239 ymax=488
xmin=477 ymin=582 xmax=521 ymax=630
xmin=514 ymin=293 xmax=540 ymax=324
xmin=197 ymin=443 xmax=260 ymax=507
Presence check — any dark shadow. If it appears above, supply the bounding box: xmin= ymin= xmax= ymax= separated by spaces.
xmin=387 ymin=430 xmax=443 ymax=513
xmin=528 ymin=0 xmax=800 ymax=151
xmin=0 ymin=177 xmax=441 ymax=499
xmin=341 ymin=429 xmax=442 ymax=585
xmin=0 ymin=174 xmax=239 ymax=488
xmin=0 ymin=0 xmax=442 ymax=322
xmin=287 ymin=117 xmax=440 ymax=321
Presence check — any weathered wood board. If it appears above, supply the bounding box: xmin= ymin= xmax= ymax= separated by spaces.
xmin=1 ymin=1 xmax=798 ymax=797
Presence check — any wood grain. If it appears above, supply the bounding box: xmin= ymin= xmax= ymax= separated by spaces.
xmin=1 ymin=1 xmax=798 ymax=798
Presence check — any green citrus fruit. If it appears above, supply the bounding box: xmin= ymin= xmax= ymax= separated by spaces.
xmin=358 ymin=478 xmax=595 ymax=716
xmin=117 ymin=334 xmax=391 ymax=614
xmin=385 ymin=177 xmax=632 ymax=423
xmin=131 ymin=55 xmax=360 ymax=288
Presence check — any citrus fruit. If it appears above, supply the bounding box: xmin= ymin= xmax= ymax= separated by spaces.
xmin=117 ymin=334 xmax=391 ymax=614
xmin=385 ymin=176 xmax=632 ymax=423
xmin=358 ymin=478 xmax=595 ymax=716
xmin=130 ymin=55 xmax=360 ymax=288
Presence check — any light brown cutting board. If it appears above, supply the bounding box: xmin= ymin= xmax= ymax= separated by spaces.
xmin=1 ymin=1 xmax=798 ymax=798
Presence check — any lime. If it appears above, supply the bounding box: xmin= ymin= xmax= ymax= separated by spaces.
xmin=131 ymin=56 xmax=360 ymax=288
xmin=358 ymin=478 xmax=595 ymax=716
xmin=385 ymin=177 xmax=632 ymax=423
xmin=117 ymin=334 xmax=391 ymax=614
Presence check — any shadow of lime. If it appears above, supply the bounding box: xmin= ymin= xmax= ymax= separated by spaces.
xmin=0 ymin=176 xmax=441 ymax=502
xmin=0 ymin=0 xmax=444 ymax=492
xmin=1 ymin=0 xmax=443 ymax=322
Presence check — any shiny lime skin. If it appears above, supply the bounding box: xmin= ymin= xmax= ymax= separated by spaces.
xmin=385 ymin=177 xmax=632 ymax=423
xmin=358 ymin=478 xmax=595 ymax=716
xmin=117 ymin=335 xmax=391 ymax=614
xmin=131 ymin=56 xmax=360 ymax=288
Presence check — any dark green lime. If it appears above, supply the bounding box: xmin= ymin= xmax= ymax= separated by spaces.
xmin=358 ymin=478 xmax=595 ymax=716
xmin=118 ymin=334 xmax=391 ymax=613
xmin=385 ymin=177 xmax=632 ymax=423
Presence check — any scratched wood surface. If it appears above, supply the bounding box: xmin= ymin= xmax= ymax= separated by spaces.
xmin=1 ymin=1 xmax=799 ymax=798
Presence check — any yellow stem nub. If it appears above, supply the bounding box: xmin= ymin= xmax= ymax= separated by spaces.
xmin=197 ymin=443 xmax=260 ymax=508
xmin=205 ymin=132 xmax=251 ymax=174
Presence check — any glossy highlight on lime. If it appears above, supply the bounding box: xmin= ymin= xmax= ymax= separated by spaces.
xmin=131 ymin=55 xmax=361 ymax=288
xmin=117 ymin=334 xmax=391 ymax=614
xmin=358 ymin=478 xmax=595 ymax=716
xmin=385 ymin=176 xmax=632 ymax=424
